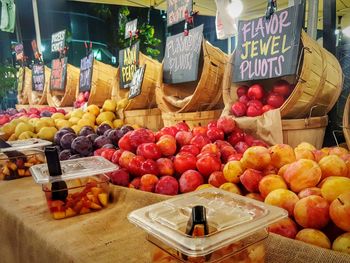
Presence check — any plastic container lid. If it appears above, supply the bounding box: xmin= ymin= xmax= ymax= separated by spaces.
xmin=1 ymin=138 xmax=52 ymax=152
xmin=30 ymin=156 xmax=118 ymax=184
xmin=128 ymin=188 xmax=288 ymax=257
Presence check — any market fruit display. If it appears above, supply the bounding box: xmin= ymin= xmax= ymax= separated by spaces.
xmin=230 ymin=80 xmax=294 ymax=117
xmin=74 ymin=91 xmax=90 ymax=108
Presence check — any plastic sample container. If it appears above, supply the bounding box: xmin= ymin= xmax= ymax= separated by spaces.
xmin=128 ymin=188 xmax=288 ymax=263
xmin=30 ymin=156 xmax=117 ymax=219
xmin=2 ymin=138 xmax=52 ymax=151
xmin=0 ymin=149 xmax=45 ymax=180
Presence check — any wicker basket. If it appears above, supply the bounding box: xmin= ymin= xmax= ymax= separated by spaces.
xmin=156 ymin=40 xmax=227 ymax=113
xmin=223 ymin=31 xmax=343 ymax=119
xmin=17 ymin=67 xmax=31 ymax=105
xmin=162 ymin=110 xmax=222 ymax=130
xmin=47 ymin=64 xmax=80 ymax=107
xmin=28 ymin=66 xmax=50 ymax=105
xmin=118 ymin=108 xmax=163 ymax=131
xmin=343 ymin=94 xmax=350 ymax=149
xmin=282 ymin=115 xmax=328 ymax=149
xmin=111 ymin=53 xmax=161 ymax=110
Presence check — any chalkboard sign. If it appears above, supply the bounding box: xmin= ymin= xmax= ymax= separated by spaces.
xmin=119 ymin=42 xmax=140 ymax=89
xmin=50 ymin=57 xmax=67 ymax=90
xmin=79 ymin=52 xmax=94 ymax=92
xmin=31 ymin=40 xmax=40 ymax=60
xmin=167 ymin=0 xmax=193 ymax=27
xmin=51 ymin=30 xmax=66 ymax=52
xmin=233 ymin=4 xmax=304 ymax=82
xmin=129 ymin=65 xmax=146 ymax=99
xmin=32 ymin=64 xmax=45 ymax=92
xmin=125 ymin=19 xmax=138 ymax=39
xmin=163 ymin=24 xmax=203 ymax=84
xmin=14 ymin=43 xmax=24 ymax=61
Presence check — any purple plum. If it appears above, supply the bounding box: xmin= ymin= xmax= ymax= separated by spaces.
xmin=120 ymin=125 xmax=134 ymax=135
xmin=54 ymin=129 xmax=71 ymax=145
xmin=60 ymin=133 xmax=77 ymax=149
xmin=93 ymin=135 xmax=112 ymax=149
xmin=61 ymin=127 xmax=75 ymax=134
xmin=87 ymin=133 xmax=99 ymax=143
xmin=71 ymin=136 xmax=93 ymax=156
xmin=96 ymin=124 xmax=112 ymax=136
xmin=79 ymin=126 xmax=95 ymax=137
xmin=59 ymin=149 xmax=72 ymax=161
xmin=40 ymin=111 xmax=52 ymax=117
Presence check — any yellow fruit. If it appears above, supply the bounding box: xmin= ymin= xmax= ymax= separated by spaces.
xmin=18 ymin=131 xmax=37 ymax=140
xmin=82 ymin=112 xmax=96 ymax=123
xmin=40 ymin=117 xmax=55 ymax=127
xmin=2 ymin=123 xmax=15 ymax=137
xmin=86 ymin=104 xmax=100 ymax=116
xmin=34 ymin=120 xmax=49 ymax=133
xmin=19 ymin=116 xmax=30 ymax=122
xmin=65 ymin=112 xmax=71 ymax=120
xmin=7 ymin=134 xmax=17 ymax=141
xmin=28 ymin=118 xmax=38 ymax=126
xmin=96 ymin=112 xmax=116 ymax=125
xmin=116 ymin=98 xmax=129 ymax=110
xmin=113 ymin=119 xmax=124 ymax=129
xmin=55 ymin=120 xmax=72 ymax=130
xmin=10 ymin=119 xmax=25 ymax=126
xmin=15 ymin=122 xmax=34 ymax=138
xmin=71 ymin=109 xmax=84 ymax=118
xmin=71 ymin=125 xmax=82 ymax=134
xmin=37 ymin=127 xmax=57 ymax=141
xmin=102 ymin=99 xmax=117 ymax=112
xmin=69 ymin=117 xmax=80 ymax=125
xmin=101 ymin=120 xmax=114 ymax=128
xmin=131 ymin=124 xmax=141 ymax=130
xmin=51 ymin=112 xmax=65 ymax=120
xmin=78 ymin=118 xmax=94 ymax=127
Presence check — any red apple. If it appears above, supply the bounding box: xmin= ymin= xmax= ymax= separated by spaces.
xmin=207 ymin=120 xmax=217 ymax=129
xmin=192 ymin=126 xmax=207 ymax=136
xmin=175 ymin=121 xmax=190 ymax=132
xmin=130 ymin=129 xmax=155 ymax=149
xmin=247 ymin=100 xmax=263 ymax=109
xmin=128 ymin=156 xmax=145 ymax=177
xmin=267 ymin=93 xmax=285 ymax=108
xmin=217 ymin=116 xmax=236 ymax=134
xmin=234 ymin=141 xmax=249 ymax=153
xmin=179 ymin=170 xmax=204 ymax=193
xmin=215 ymin=140 xmax=232 ymax=149
xmin=129 ymin=178 xmax=141 ymax=189
xmin=136 ymin=143 xmax=161 ymax=160
xmin=227 ymin=132 xmax=245 ymax=146
xmin=246 ymin=105 xmax=263 ymax=117
xmin=240 ymin=168 xmax=264 ymax=192
xmin=174 ymin=152 xmax=197 ymax=174
xmin=247 ymin=84 xmax=265 ymax=100
xmin=220 ymin=146 xmax=237 ymax=163
xmin=196 ymin=155 xmax=222 ymax=178
xmin=239 ymin=95 xmax=249 ymax=105
xmin=108 ymin=168 xmax=130 ymax=187
xmin=206 ymin=127 xmax=225 ymax=142
xmin=268 ymin=218 xmax=298 ymax=239
xmin=190 ymin=134 xmax=211 ymax=150
xmin=156 ymin=135 xmax=177 ymax=156
xmin=140 ymin=174 xmax=159 ymax=192
xmin=244 ymin=134 xmax=255 ymax=146
xmin=156 ymin=158 xmax=174 ymax=177
xmin=262 ymin=105 xmax=275 ymax=113
xmin=201 ymin=143 xmax=221 ymax=157
xmin=231 ymin=102 xmax=247 ymax=117
xmin=227 ymin=153 xmax=243 ymax=161
xmin=237 ymin=85 xmax=248 ymax=97
xmin=208 ymin=171 xmax=227 ymax=187
xmin=119 ymin=151 xmax=136 ymax=169
xmin=272 ymin=80 xmax=291 ymax=97
xmin=140 ymin=159 xmax=159 ymax=176
xmin=111 ymin=149 xmax=124 ymax=165
xmin=160 ymin=126 xmax=178 ymax=137
xmin=180 ymin=145 xmax=200 ymax=156
xmin=118 ymin=131 xmax=135 ymax=152
xmin=175 ymin=131 xmax=193 ymax=147
xmin=155 ymin=176 xmax=179 ymax=195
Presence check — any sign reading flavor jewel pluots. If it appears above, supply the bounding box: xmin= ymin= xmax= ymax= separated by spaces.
xmin=233 ymin=3 xmax=304 ymax=82
xmin=163 ymin=24 xmax=203 ymax=84
xmin=119 ymin=42 xmax=140 ymax=89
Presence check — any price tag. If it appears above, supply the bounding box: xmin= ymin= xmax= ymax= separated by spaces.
xmin=79 ymin=52 xmax=94 ymax=92
xmin=14 ymin=43 xmax=24 ymax=61
xmin=32 ymin=64 xmax=45 ymax=92
xmin=125 ymin=19 xmax=138 ymax=39
xmin=50 ymin=57 xmax=67 ymax=90
xmin=167 ymin=0 xmax=193 ymax=27
xmin=51 ymin=30 xmax=66 ymax=53
xmin=129 ymin=64 xmax=146 ymax=99
xmin=119 ymin=41 xmax=140 ymax=89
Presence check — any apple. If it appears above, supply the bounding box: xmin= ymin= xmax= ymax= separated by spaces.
xmin=207 ymin=120 xmax=217 ymax=129
xmin=118 ymin=131 xmax=134 ymax=152
xmin=227 ymin=132 xmax=245 ymax=146
xmin=129 ymin=178 xmax=141 ymax=189
xmin=231 ymin=102 xmax=247 ymax=117
xmin=206 ymin=127 xmax=225 ymax=142
xmin=214 ymin=140 xmax=232 ymax=150
xmin=208 ymin=171 xmax=227 ymax=187
xmin=227 ymin=153 xmax=243 ymax=161
xmin=140 ymin=174 xmax=159 ymax=192
xmin=247 ymin=100 xmax=263 ymax=109
xmin=111 ymin=149 xmax=124 ymax=165
xmin=192 ymin=126 xmax=207 ymax=136
xmin=201 ymin=143 xmax=221 ymax=157
xmin=267 ymin=93 xmax=285 ymax=108
xmin=246 ymin=105 xmax=263 ymax=117
xmin=129 ymin=128 xmax=155 ymax=149
xmin=237 ymin=85 xmax=248 ymax=97
xmin=234 ymin=141 xmax=249 ymax=154
xmin=156 ymin=135 xmax=177 ymax=156
xmin=140 ymin=159 xmax=159 ymax=176
xmin=332 ymin=233 xmax=350 ymax=254
xmin=175 ymin=131 xmax=193 ymax=146
xmin=217 ymin=116 xmax=236 ymax=134
xmin=296 ymin=229 xmax=331 ymax=249
xmin=119 ymin=151 xmax=136 ymax=169
xmin=329 ymin=192 xmax=350 ymax=232
xmin=219 ymin=182 xmax=241 ymax=194
xmin=240 ymin=168 xmax=264 ymax=192
xmin=262 ymin=105 xmax=275 ymax=113
xmin=179 ymin=170 xmax=204 ymax=193
xmin=298 ymin=187 xmax=322 ymax=199
xmin=174 ymin=152 xmax=197 ymax=174
xmin=220 ymin=146 xmax=237 ymax=163
xmin=196 ymin=155 xmax=222 ymax=178
xmin=160 ymin=126 xmax=178 ymax=137
xmin=268 ymin=218 xmax=298 ymax=239
xmin=175 ymin=121 xmax=190 ymax=132
xmin=239 ymin=95 xmax=249 ymax=105
xmin=156 ymin=158 xmax=174 ymax=177
xmin=136 ymin=143 xmax=161 ymax=160
xmin=190 ymin=134 xmax=211 ymax=150
xmin=247 ymin=84 xmax=264 ymax=100
xmin=108 ymin=168 xmax=130 ymax=187
xmin=179 ymin=145 xmax=200 ymax=156
xmin=243 ymin=134 xmax=255 ymax=146
xmin=155 ymin=176 xmax=179 ymax=195
xmin=128 ymin=155 xmax=145 ymax=177
xmin=272 ymin=80 xmax=291 ymax=97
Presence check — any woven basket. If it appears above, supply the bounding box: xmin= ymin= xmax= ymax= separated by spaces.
xmin=118 ymin=108 xmax=163 ymax=131
xmin=28 ymin=66 xmax=50 ymax=105
xmin=112 ymin=53 xmax=161 ymax=110
xmin=47 ymin=64 xmax=79 ymax=107
xmin=344 ymin=94 xmax=350 ymax=149
xmin=223 ymin=31 xmax=343 ymax=119
xmin=156 ymin=40 xmax=227 ymax=113
xmin=162 ymin=110 xmax=222 ymax=130
xmin=17 ymin=67 xmax=31 ymax=105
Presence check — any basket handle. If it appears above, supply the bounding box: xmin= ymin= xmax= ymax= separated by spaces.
xmin=304 ymin=105 xmax=327 ymax=127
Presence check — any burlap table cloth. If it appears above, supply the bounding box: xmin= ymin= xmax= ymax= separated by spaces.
xmin=1 ymin=178 xmax=350 ymax=263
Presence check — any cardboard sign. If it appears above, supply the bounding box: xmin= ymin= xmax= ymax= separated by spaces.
xmin=119 ymin=42 xmax=140 ymax=89
xmin=233 ymin=4 xmax=304 ymax=82
xmin=32 ymin=64 xmax=45 ymax=92
xmin=51 ymin=30 xmax=66 ymax=52
xmin=125 ymin=19 xmax=138 ymax=39
xmin=163 ymin=24 xmax=203 ymax=84
xmin=129 ymin=64 xmax=146 ymax=99
xmin=167 ymin=0 xmax=193 ymax=27
xmin=50 ymin=57 xmax=67 ymax=90
xmin=79 ymin=52 xmax=94 ymax=92
xmin=14 ymin=43 xmax=24 ymax=61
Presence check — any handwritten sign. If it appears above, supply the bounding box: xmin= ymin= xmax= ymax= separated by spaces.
xmin=233 ymin=4 xmax=304 ymax=82
xmin=163 ymin=24 xmax=203 ymax=84
xmin=31 ymin=40 xmax=40 ymax=60
xmin=51 ymin=30 xmax=66 ymax=52
xmin=125 ymin=19 xmax=138 ymax=39
xmin=79 ymin=53 xmax=94 ymax=92
xmin=50 ymin=57 xmax=67 ymax=90
xmin=129 ymin=65 xmax=146 ymax=99
xmin=119 ymin=42 xmax=140 ymax=89
xmin=14 ymin=43 xmax=24 ymax=61
xmin=167 ymin=0 xmax=193 ymax=27
xmin=32 ymin=64 xmax=45 ymax=92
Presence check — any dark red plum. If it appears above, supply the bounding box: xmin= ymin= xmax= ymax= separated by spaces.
xmin=40 ymin=111 xmax=53 ymax=117
xmin=93 ymin=135 xmax=112 ymax=149
xmin=87 ymin=133 xmax=99 ymax=143
xmin=71 ymin=136 xmax=93 ymax=156
xmin=79 ymin=126 xmax=95 ymax=137
xmin=60 ymin=133 xmax=77 ymax=149
xmin=61 ymin=127 xmax=75 ymax=134
xmin=96 ymin=124 xmax=112 ymax=135
xmin=54 ymin=129 xmax=71 ymax=146
xmin=120 ymin=125 xmax=134 ymax=135
xmin=59 ymin=149 xmax=72 ymax=161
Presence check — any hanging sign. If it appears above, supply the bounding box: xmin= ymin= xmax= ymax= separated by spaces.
xmin=129 ymin=64 xmax=146 ymax=99
xmin=14 ymin=43 xmax=24 ymax=61
xmin=119 ymin=41 xmax=140 ymax=89
xmin=233 ymin=4 xmax=304 ymax=82
xmin=125 ymin=19 xmax=138 ymax=39
xmin=32 ymin=64 xmax=45 ymax=92
xmin=167 ymin=0 xmax=193 ymax=27
xmin=163 ymin=24 xmax=203 ymax=84
xmin=79 ymin=52 xmax=94 ymax=92
xmin=31 ymin=40 xmax=40 ymax=60
xmin=50 ymin=57 xmax=67 ymax=90
xmin=51 ymin=30 xmax=66 ymax=52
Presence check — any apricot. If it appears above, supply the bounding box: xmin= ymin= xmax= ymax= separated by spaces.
xmin=295 ymin=142 xmax=316 ymax=151
xmin=283 ymin=159 xmax=322 ymax=193
xmin=223 ymin=161 xmax=243 ymax=184
xmin=298 ymin=187 xmax=322 ymax=199
xmin=312 ymin=149 xmax=328 ymax=163
xmin=332 ymin=233 xmax=350 ymax=254
xmin=318 ymin=155 xmax=348 ymax=180
xmin=264 ymin=189 xmax=299 ymax=216
xmin=268 ymin=218 xmax=298 ymax=239
xmin=341 ymin=154 xmax=350 ymax=178
xmin=295 ymin=229 xmax=331 ymax=249
xmin=294 ymin=148 xmax=315 ymax=161
xmin=258 ymin=174 xmax=287 ymax=198
xmin=269 ymin=144 xmax=296 ymax=169
xmin=219 ymin=182 xmax=241 ymax=195
xmin=320 ymin=176 xmax=350 ymax=202
xmin=240 ymin=146 xmax=271 ymax=170
xmin=330 ymin=192 xmax=350 ymax=232
xmin=277 ymin=164 xmax=290 ymax=178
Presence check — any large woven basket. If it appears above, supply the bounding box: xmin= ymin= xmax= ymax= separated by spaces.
xmin=223 ymin=31 xmax=343 ymax=119
xmin=118 ymin=108 xmax=164 ymax=131
xmin=17 ymin=67 xmax=31 ymax=105
xmin=111 ymin=53 xmax=161 ymax=110
xmin=28 ymin=66 xmax=51 ymax=105
xmin=156 ymin=40 xmax=227 ymax=113
xmin=344 ymin=94 xmax=350 ymax=149
xmin=47 ymin=64 xmax=79 ymax=107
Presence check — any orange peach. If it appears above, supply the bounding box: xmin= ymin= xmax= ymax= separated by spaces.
xmin=329 ymin=147 xmax=349 ymax=158
xmin=312 ymin=149 xmax=328 ymax=163
xmin=293 ymin=195 xmax=330 ymax=229
xmin=268 ymin=218 xmax=298 ymax=239
xmin=295 ymin=229 xmax=331 ymax=249
xmin=295 ymin=142 xmax=316 ymax=151
xmin=330 ymin=192 xmax=350 ymax=232
xmin=245 ymin=193 xmax=264 ymax=202
xmin=332 ymin=233 xmax=350 ymax=254
xmin=269 ymin=144 xmax=296 ymax=169
xmin=219 ymin=182 xmax=241 ymax=195
xmin=277 ymin=164 xmax=290 ymax=178
xmin=258 ymin=174 xmax=287 ymax=198
xmin=320 ymin=176 xmax=350 ymax=202
xmin=294 ymin=148 xmax=315 ymax=161
xmin=264 ymin=189 xmax=299 ymax=216
xmin=223 ymin=161 xmax=243 ymax=184
xmin=318 ymin=155 xmax=348 ymax=180
xmin=240 ymin=146 xmax=271 ymax=170
xmin=283 ymin=159 xmax=322 ymax=193
xmin=298 ymin=187 xmax=322 ymax=199
xmin=341 ymin=154 xmax=350 ymax=178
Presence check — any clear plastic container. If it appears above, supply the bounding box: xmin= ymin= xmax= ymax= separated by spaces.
xmin=0 ymin=149 xmax=45 ymax=180
xmin=128 ymin=188 xmax=288 ymax=263
xmin=1 ymin=138 xmax=52 ymax=152
xmin=30 ymin=156 xmax=118 ymax=219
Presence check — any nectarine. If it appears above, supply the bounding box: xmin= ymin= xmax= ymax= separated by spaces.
xmin=330 ymin=192 xmax=350 ymax=232
xmin=295 ymin=229 xmax=331 ymax=249
xmin=265 ymin=189 xmax=299 ymax=216
xmin=241 ymin=146 xmax=271 ymax=170
xmin=258 ymin=174 xmax=287 ymax=198
xmin=269 ymin=144 xmax=296 ymax=169
xmin=320 ymin=176 xmax=350 ymax=202
xmin=318 ymin=155 xmax=348 ymax=180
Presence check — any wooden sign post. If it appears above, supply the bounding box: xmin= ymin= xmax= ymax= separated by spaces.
xmin=167 ymin=0 xmax=193 ymax=26
xmin=119 ymin=41 xmax=140 ymax=89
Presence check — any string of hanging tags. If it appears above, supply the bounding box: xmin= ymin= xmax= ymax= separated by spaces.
xmin=266 ymin=0 xmax=277 ymax=20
